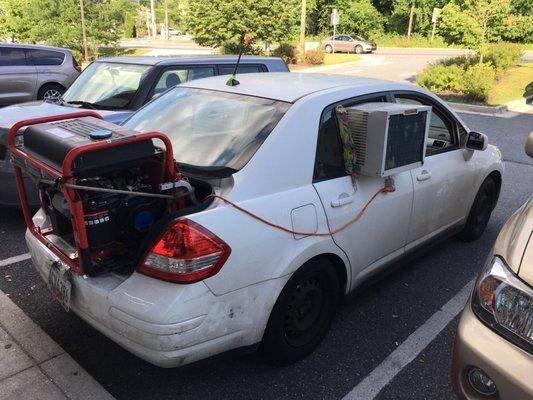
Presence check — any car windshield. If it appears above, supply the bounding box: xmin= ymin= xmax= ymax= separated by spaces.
xmin=62 ymin=62 xmax=152 ymax=110
xmin=355 ymin=36 xmax=366 ymax=41
xmin=123 ymin=87 xmax=291 ymax=172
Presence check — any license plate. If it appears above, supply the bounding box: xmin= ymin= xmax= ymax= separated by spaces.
xmin=48 ymin=262 xmax=71 ymax=312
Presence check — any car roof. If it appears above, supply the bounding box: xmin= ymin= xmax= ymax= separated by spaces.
xmin=179 ymin=72 xmax=418 ymax=103
xmin=94 ymin=55 xmax=284 ymax=66
xmin=0 ymin=43 xmax=71 ymax=53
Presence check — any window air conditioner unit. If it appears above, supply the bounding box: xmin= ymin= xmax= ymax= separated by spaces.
xmin=344 ymin=102 xmax=431 ymax=177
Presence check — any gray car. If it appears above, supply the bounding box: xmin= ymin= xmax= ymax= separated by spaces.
xmin=0 ymin=55 xmax=289 ymax=207
xmin=0 ymin=43 xmax=80 ymax=106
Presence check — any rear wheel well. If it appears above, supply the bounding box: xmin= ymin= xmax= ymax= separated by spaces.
xmin=306 ymin=253 xmax=348 ymax=299
xmin=37 ymin=82 xmax=65 ymax=99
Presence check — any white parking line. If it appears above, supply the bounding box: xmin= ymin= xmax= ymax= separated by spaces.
xmin=342 ymin=279 xmax=475 ymax=400
xmin=0 ymin=253 xmax=30 ymax=267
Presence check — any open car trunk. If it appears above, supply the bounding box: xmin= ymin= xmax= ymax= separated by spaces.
xmin=9 ymin=112 xmax=214 ymax=278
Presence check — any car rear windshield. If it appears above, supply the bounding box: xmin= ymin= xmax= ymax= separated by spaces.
xmin=62 ymin=62 xmax=152 ymax=110
xmin=123 ymin=88 xmax=290 ymax=173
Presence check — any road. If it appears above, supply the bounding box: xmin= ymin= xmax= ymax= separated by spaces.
xmin=0 ymin=110 xmax=531 ymax=399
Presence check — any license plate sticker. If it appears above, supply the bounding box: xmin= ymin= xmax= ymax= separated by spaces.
xmin=47 ymin=262 xmax=71 ymax=312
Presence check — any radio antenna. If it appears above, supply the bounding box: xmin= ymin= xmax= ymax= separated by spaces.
xmin=226 ymin=34 xmax=252 ymax=86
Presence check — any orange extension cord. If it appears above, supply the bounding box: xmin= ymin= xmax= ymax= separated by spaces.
xmin=206 ymin=186 xmax=393 ymax=237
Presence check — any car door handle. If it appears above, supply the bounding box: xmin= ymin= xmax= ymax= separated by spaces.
xmin=416 ymin=170 xmax=432 ymax=182
xmin=331 ymin=193 xmax=355 ymax=208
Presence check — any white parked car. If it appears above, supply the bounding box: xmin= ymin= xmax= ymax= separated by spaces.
xmin=25 ymin=73 xmax=503 ymax=367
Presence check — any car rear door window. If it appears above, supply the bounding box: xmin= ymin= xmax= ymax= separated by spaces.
xmin=0 ymin=47 xmax=27 ymax=66
xmin=29 ymin=49 xmax=65 ymax=65
xmin=153 ymin=66 xmax=215 ymax=95
xmin=218 ymin=64 xmax=265 ymax=75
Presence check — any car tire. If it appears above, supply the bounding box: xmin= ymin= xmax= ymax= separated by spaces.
xmin=325 ymin=45 xmax=333 ymax=54
xmin=355 ymin=45 xmax=363 ymax=54
xmin=458 ymin=177 xmax=498 ymax=242
xmin=260 ymin=258 xmax=340 ymax=364
xmin=38 ymin=83 xmax=65 ymax=102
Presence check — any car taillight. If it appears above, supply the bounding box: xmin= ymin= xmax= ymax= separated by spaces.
xmin=139 ymin=219 xmax=230 ymax=284
xmin=74 ymin=65 xmax=82 ymax=73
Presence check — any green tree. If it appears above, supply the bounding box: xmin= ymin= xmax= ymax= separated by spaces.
xmin=338 ymin=0 xmax=385 ymax=38
xmin=0 ymin=0 xmax=135 ymax=60
xmin=184 ymin=0 xmax=298 ymax=49
xmin=438 ymin=0 xmax=511 ymax=60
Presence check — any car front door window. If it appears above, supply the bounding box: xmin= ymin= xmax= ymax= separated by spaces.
xmin=153 ymin=66 xmax=215 ymax=96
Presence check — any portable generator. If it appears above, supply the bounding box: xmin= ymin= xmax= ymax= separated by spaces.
xmin=8 ymin=112 xmax=191 ymax=276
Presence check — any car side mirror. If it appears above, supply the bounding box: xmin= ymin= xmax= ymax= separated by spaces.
xmin=525 ymin=132 xmax=533 ymax=158
xmin=466 ymin=131 xmax=488 ymax=151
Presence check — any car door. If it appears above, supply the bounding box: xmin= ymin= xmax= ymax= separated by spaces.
xmin=0 ymin=47 xmax=37 ymax=105
xmin=393 ymin=92 xmax=476 ymax=247
xmin=313 ymin=93 xmax=414 ymax=287
xmin=28 ymin=49 xmax=66 ymax=87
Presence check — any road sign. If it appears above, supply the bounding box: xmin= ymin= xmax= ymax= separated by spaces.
xmin=331 ymin=8 xmax=339 ymax=26
xmin=431 ymin=8 xmax=442 ymax=23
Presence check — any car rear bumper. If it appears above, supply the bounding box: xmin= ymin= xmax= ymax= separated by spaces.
xmin=452 ymin=303 xmax=533 ymax=400
xmin=25 ymin=219 xmax=276 ymax=367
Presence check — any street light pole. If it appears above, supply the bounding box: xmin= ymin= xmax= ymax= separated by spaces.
xmin=79 ymin=0 xmax=89 ymax=63
xmin=299 ymin=0 xmax=307 ymax=57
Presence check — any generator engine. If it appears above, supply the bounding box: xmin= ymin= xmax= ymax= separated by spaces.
xmin=9 ymin=114 xmax=189 ymax=275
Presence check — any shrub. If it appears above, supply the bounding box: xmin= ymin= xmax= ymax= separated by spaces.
xmin=416 ymin=63 xmax=465 ymax=93
xmin=220 ymin=42 xmax=264 ymax=56
xmin=303 ymin=48 xmax=325 ymax=65
xmin=271 ymin=43 xmax=298 ymax=64
xmin=463 ymin=63 xmax=496 ymax=101
xmin=483 ymin=42 xmax=523 ymax=73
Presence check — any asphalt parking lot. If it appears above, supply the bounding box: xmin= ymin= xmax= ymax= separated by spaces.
xmin=0 ymin=110 xmax=532 ymax=399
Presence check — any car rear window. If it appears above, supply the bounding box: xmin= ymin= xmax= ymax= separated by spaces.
xmin=123 ymin=87 xmax=290 ymax=172
xmin=0 ymin=47 xmax=27 ymax=66
xmin=29 ymin=49 xmax=65 ymax=65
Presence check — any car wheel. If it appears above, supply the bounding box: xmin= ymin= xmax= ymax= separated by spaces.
xmin=458 ymin=177 xmax=498 ymax=242
xmin=260 ymin=258 xmax=340 ymax=363
xmin=38 ymin=84 xmax=64 ymax=102
xmin=325 ymin=45 xmax=333 ymax=54
xmin=355 ymin=45 xmax=363 ymax=54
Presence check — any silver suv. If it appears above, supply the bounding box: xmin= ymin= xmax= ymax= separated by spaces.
xmin=0 ymin=43 xmax=80 ymax=106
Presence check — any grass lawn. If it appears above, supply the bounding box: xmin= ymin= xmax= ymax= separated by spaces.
xmin=488 ymin=63 xmax=533 ymax=105
xmin=323 ymin=53 xmax=360 ymax=65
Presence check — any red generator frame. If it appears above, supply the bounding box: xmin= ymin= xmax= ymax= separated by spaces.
xmin=8 ymin=112 xmax=180 ymax=276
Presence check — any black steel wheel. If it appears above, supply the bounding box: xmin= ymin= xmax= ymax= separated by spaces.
xmin=260 ymin=258 xmax=340 ymax=363
xmin=459 ymin=177 xmax=498 ymax=241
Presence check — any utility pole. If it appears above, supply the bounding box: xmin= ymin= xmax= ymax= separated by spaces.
xmin=150 ymin=0 xmax=157 ymax=39
xmin=79 ymin=0 xmax=89 ymax=63
xmin=164 ymin=0 xmax=169 ymax=40
xmin=407 ymin=1 xmax=415 ymax=39
xmin=299 ymin=0 xmax=307 ymax=56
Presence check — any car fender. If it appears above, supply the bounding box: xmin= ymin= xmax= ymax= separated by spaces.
xmin=464 ymin=144 xmax=504 ymax=212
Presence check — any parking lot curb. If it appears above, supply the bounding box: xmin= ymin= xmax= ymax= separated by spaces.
xmin=0 ymin=289 xmax=115 ymax=400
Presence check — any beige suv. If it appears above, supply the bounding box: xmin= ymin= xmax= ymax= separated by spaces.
xmin=452 ymin=132 xmax=533 ymax=399
xmin=0 ymin=43 xmax=80 ymax=106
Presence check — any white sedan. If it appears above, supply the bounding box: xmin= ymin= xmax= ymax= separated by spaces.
xmin=26 ymin=73 xmax=503 ymax=367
